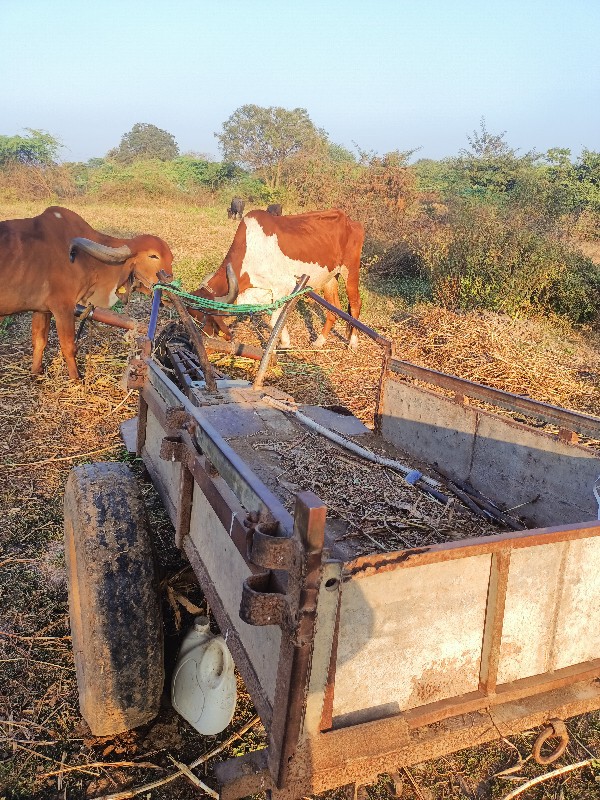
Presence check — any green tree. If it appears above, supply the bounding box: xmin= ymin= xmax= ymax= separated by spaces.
xmin=412 ymin=158 xmax=453 ymax=194
xmin=215 ymin=105 xmax=327 ymax=189
xmin=107 ymin=123 xmax=179 ymax=163
xmin=542 ymin=148 xmax=579 ymax=215
xmin=0 ymin=129 xmax=61 ymax=167
xmin=575 ymin=149 xmax=600 ymax=212
xmin=449 ymin=117 xmax=538 ymax=200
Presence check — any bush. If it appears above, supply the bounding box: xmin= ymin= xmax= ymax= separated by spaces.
xmin=0 ymin=163 xmax=79 ymax=200
xmin=416 ymin=203 xmax=600 ymax=323
xmin=220 ymin=174 xmax=272 ymax=205
xmin=573 ymin=208 xmax=600 ymax=241
xmin=544 ymin=249 xmax=600 ymax=323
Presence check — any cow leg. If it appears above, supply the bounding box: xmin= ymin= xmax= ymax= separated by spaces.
xmin=269 ymin=308 xmax=291 ymax=349
xmin=313 ymin=279 xmax=340 ymax=348
xmin=31 ymin=312 xmax=51 ymax=375
xmin=53 ymin=308 xmax=80 ymax=380
xmin=345 ymin=270 xmax=362 ymax=351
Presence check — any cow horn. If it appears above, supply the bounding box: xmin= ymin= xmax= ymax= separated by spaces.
xmin=69 ymin=237 xmax=132 ymax=264
xmin=213 ymin=263 xmax=239 ymax=305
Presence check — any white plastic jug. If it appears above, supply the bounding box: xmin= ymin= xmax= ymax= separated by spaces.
xmin=171 ymin=616 xmax=237 ymax=735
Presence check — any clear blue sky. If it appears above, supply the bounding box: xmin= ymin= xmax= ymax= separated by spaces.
xmin=2 ymin=0 xmax=598 ymax=163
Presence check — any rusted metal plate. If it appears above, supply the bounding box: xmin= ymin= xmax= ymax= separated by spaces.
xmin=119 ymin=416 xmax=138 ymax=454
xmin=497 ymin=536 xmax=600 ymax=683
xmin=197 ymin=403 xmax=267 ymax=438
xmin=142 ymin=410 xmax=181 ymax=524
xmin=381 ymin=376 xmax=600 ymax=528
xmin=381 ymin=376 xmax=478 ymax=480
xmin=331 ymin=554 xmax=492 ymax=722
xmin=187 ymin=487 xmax=283 ymax=704
xmin=382 ymin=379 xmax=600 ymax=527
xmin=299 ymin=405 xmax=372 ymax=436
xmin=472 ymin=413 xmax=600 ymax=526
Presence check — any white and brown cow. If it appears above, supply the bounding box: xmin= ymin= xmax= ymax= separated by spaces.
xmin=191 ymin=208 xmax=364 ymax=349
xmin=0 ymin=206 xmax=173 ymax=379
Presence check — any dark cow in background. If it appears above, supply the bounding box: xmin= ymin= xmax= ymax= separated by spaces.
xmin=191 ymin=208 xmax=364 ymax=350
xmin=227 ymin=197 xmax=245 ymax=220
xmin=0 ymin=206 xmax=173 ymax=379
xmin=266 ymin=203 xmax=283 ymax=216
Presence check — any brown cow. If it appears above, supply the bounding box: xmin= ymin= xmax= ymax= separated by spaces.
xmin=191 ymin=209 xmax=364 ymax=349
xmin=0 ymin=206 xmax=173 ymax=379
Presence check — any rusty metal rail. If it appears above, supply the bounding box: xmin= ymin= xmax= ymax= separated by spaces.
xmin=306 ymin=291 xmax=391 ymax=348
xmin=74 ymin=303 xmax=141 ymax=331
xmin=390 ymin=357 xmax=600 ymax=438
xmin=254 ymin=275 xmax=310 ymax=389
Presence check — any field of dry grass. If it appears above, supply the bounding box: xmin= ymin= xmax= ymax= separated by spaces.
xmin=1 ymin=200 xmax=600 ymax=799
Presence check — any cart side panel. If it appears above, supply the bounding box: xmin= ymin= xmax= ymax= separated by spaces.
xmin=331 ymin=553 xmax=492 ymax=722
xmin=498 ymin=536 xmax=600 ymax=683
xmin=187 ymin=487 xmax=282 ymax=704
xmin=381 ymin=376 xmax=600 ymax=527
xmin=142 ymin=409 xmax=181 ymax=523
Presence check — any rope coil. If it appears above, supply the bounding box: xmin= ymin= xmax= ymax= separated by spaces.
xmin=154 ymin=282 xmax=313 ymax=314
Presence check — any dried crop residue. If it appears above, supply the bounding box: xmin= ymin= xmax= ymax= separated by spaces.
xmin=392 ymin=306 xmax=600 ymax=415
xmin=245 ymin=429 xmax=504 ymax=558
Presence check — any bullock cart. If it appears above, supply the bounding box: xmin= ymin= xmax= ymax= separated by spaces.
xmin=63 ymin=293 xmax=600 ymax=799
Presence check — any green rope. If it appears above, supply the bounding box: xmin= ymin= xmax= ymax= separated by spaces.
xmin=154 ymin=282 xmax=313 ymax=314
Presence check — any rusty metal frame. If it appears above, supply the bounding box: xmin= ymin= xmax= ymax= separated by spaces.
xmin=254 ymin=275 xmax=310 ymax=389
xmin=318 ymin=520 xmax=600 ymax=733
xmin=135 ymin=356 xmax=600 ymax=800
xmin=267 ymin=676 xmax=600 ymax=800
xmin=303 ymin=291 xmax=393 ymax=435
xmin=306 ymin=291 xmax=391 ymax=348
xmin=139 ymin=358 xmax=326 ymax=790
xmin=389 ymin=356 xmax=600 ymax=438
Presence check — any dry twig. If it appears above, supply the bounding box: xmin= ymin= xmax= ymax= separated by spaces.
xmin=498 ymin=758 xmax=599 ymax=799
xmin=167 ymin=754 xmax=219 ymax=797
xmin=89 ymin=715 xmax=260 ymax=800
xmin=1 ymin=444 xmax=119 ymax=470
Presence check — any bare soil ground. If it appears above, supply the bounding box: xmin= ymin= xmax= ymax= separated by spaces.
xmin=1 ymin=201 xmax=600 ymax=799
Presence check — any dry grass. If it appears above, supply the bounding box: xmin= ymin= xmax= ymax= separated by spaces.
xmin=1 ymin=200 xmax=600 ymax=799
xmin=389 ymin=305 xmax=600 ymax=414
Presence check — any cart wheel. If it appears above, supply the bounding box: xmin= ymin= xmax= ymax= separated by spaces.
xmin=64 ymin=463 xmax=164 ymax=737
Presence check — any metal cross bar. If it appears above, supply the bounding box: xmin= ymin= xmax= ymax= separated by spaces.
xmin=306 ymin=290 xmax=391 ymax=347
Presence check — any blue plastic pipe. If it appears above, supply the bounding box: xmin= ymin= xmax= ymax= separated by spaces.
xmin=147 ymin=289 xmax=162 ymax=341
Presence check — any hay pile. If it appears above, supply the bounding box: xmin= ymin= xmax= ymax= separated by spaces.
xmin=391 ymin=306 xmax=600 ymax=415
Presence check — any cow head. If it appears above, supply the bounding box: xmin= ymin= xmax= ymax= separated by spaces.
xmin=188 ymin=263 xmax=239 ymax=339
xmin=69 ymin=235 xmax=173 ymax=296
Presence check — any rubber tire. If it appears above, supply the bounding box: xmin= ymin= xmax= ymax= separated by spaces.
xmin=64 ymin=462 xmax=164 ymax=737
